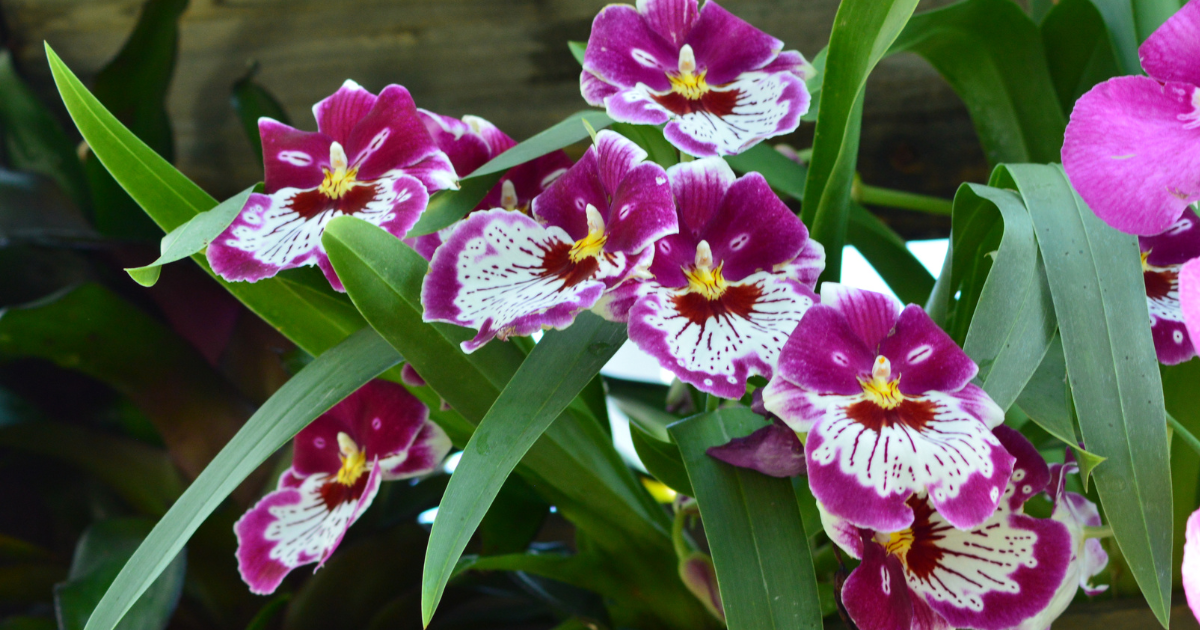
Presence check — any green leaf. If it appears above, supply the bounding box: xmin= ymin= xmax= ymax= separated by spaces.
xmin=406 ymin=172 xmax=503 ymax=238
xmin=85 ymin=0 xmax=188 ymax=240
xmin=470 ymin=110 xmax=613 ymax=179
xmin=629 ymin=423 xmax=694 ymax=497
xmin=47 ymin=44 xmax=367 ymax=357
xmin=1089 ymin=0 xmax=1182 ymax=74
xmin=725 ymin=143 xmax=807 ymax=201
xmin=846 ymin=203 xmax=935 ymax=305
xmin=0 ymin=419 xmax=183 ymax=516
xmin=670 ymin=408 xmax=822 ymax=629
xmin=1014 ymin=335 xmax=1082 ymax=448
xmin=1162 ymin=360 xmax=1200 ymax=585
xmin=889 ymin=0 xmax=1066 ymax=165
xmin=479 ymin=475 xmax=551 ymax=556
xmin=124 ymin=184 xmax=257 ymax=286
xmin=1041 ymin=0 xmax=1120 ymax=114
xmin=956 ymin=183 xmax=1057 ymax=412
xmin=1000 ymin=163 xmax=1172 ymax=626
xmin=79 ymin=327 xmax=402 ymax=630
xmin=802 ymin=0 xmax=918 ymax=282
xmin=569 ymin=41 xmax=587 ymax=66
xmin=0 ymin=51 xmax=90 ymax=211
xmin=55 ymin=519 xmax=185 ymax=630
xmin=231 ymin=64 xmax=291 ymax=165
xmin=422 ymin=313 xmax=627 ymax=625
xmin=610 ymin=123 xmax=678 ymax=169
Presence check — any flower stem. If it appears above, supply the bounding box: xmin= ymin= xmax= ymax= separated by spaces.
xmin=1085 ymin=525 xmax=1114 ymax=540
xmin=705 ymin=394 xmax=720 ymax=412
xmin=853 ymin=178 xmax=953 ymax=216
xmin=1168 ymin=412 xmax=1200 ymax=457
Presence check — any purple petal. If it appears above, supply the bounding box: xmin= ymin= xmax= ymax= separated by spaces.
xmin=463 ymin=115 xmax=517 ymax=157
xmin=259 ymin=119 xmax=331 ymax=194
xmin=776 ymin=305 xmax=877 ymax=396
xmin=234 ymin=463 xmax=383 ymax=594
xmin=1182 ymin=257 xmax=1200 ymax=359
xmin=783 ymin=240 xmax=826 ymax=290
xmin=761 ymin=377 xmax=823 ymax=433
xmin=911 ymin=596 xmax=954 ymax=630
xmin=313 ymin=80 xmax=377 ymax=146
xmin=603 ymin=86 xmax=675 ymax=126
xmin=1062 ymin=76 xmax=1200 ymax=235
xmin=421 ymin=209 xmax=619 ymax=352
xmin=638 ymin=0 xmax=699 ymax=48
xmin=583 ymin=4 xmax=676 ymax=92
xmin=842 ymin=536 xmax=914 ymax=630
xmin=207 ymin=193 xmax=313 ymax=283
xmin=702 ymin=173 xmax=807 ymax=281
xmin=628 ymin=272 xmax=815 ymax=398
xmin=817 ymin=502 xmax=864 ymax=560
xmin=595 ymin=130 xmax=649 ymax=198
xmin=345 ymin=85 xmax=456 ymax=192
xmin=666 ymin=157 xmax=736 ymax=239
xmin=819 ymin=283 xmax=903 ymax=350
xmin=1186 ymin=509 xmax=1200 ymax=624
xmin=592 ymin=276 xmax=644 ymax=323
xmin=706 ymin=419 xmax=805 ymax=477
xmin=419 ymin=109 xmax=494 ymax=176
xmin=1139 ymin=0 xmax=1200 ymax=86
xmin=679 ymin=553 xmax=725 ymax=620
xmin=581 ymin=71 xmax=621 ymax=108
xmin=806 ymin=388 xmax=1013 ymax=532
xmin=1142 ymin=210 xmax=1200 ymax=363
xmin=381 ymin=421 xmax=452 ymax=479
xmin=686 ymin=0 xmax=783 ymax=85
xmin=478 ymin=151 xmax=572 ymax=213
xmin=604 ymin=162 xmax=677 ymax=254
xmin=660 ymin=71 xmax=808 ymax=157
xmin=293 ymin=380 xmax=432 ymax=477
xmin=1142 ymin=208 xmax=1200 ymax=266
xmin=761 ymin=49 xmax=814 ymax=79
xmin=400 ymin=363 xmax=427 ymax=387
xmin=1153 ymin=315 xmax=1196 ymax=364
xmin=992 ymin=425 xmax=1049 ymax=510
xmin=531 ymin=148 xmax=608 ymax=240
xmin=881 ymin=305 xmax=978 ymax=395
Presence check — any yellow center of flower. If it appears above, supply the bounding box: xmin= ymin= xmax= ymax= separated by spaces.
xmin=669 ymin=44 xmax=711 ymax=100
xmin=569 ymin=204 xmax=609 ymax=263
xmin=1141 ymin=249 xmax=1152 ymax=272
xmin=859 ymin=356 xmax=904 ymax=410
xmin=883 ymin=528 xmax=915 ymax=557
xmin=335 ymin=432 xmax=368 ymax=486
xmin=684 ymin=240 xmax=728 ymax=300
xmin=318 ymin=142 xmax=360 ymax=200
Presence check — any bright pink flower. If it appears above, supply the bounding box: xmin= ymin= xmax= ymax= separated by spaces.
xmin=581 ymin=0 xmax=811 ymax=157
xmin=234 ymin=380 xmax=450 ymax=594
xmin=208 ymin=80 xmax=456 ymax=291
xmin=1184 ymin=506 xmax=1200 ymax=625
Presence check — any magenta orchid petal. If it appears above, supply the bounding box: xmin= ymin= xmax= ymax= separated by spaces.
xmin=1062 ymin=75 xmax=1200 ymax=235
xmin=819 ymin=283 xmax=904 ymax=350
xmin=1141 ymin=208 xmax=1200 ymax=364
xmin=259 ymin=119 xmax=331 ymax=193
xmin=1139 ymin=0 xmax=1200 ymax=86
xmin=700 ymin=173 xmax=807 ymax=280
xmin=418 ymin=109 xmax=494 ymax=176
xmin=422 ymin=209 xmax=620 ymax=352
xmin=595 ymin=128 xmax=650 ymax=197
xmin=343 ymin=85 xmax=456 ymax=191
xmin=532 ymin=148 xmax=610 ymax=240
xmin=313 ymin=80 xmax=378 ymax=147
xmin=582 ymin=0 xmax=810 ymax=156
xmin=761 ymin=376 xmax=821 ymax=433
xmin=881 ymin=305 xmax=979 ymax=396
xmin=842 ymin=534 xmax=914 ymax=630
xmin=400 ymin=363 xmax=427 ymax=388
xmin=771 ymin=304 xmax=877 ymax=396
xmin=591 ymin=275 xmax=645 ymax=323
xmin=706 ymin=418 xmax=805 ymax=478
xmin=668 ymin=156 xmax=737 ymax=238
xmin=784 ymin=239 xmax=826 ymax=290
xmin=993 ymin=425 xmax=1051 ymax=510
xmin=1184 ymin=257 xmax=1200 ymax=350
xmin=234 ymin=461 xmax=383 ymax=595
xmin=1184 ymin=508 xmax=1200 ymax=623
xmin=381 ymin=421 xmax=453 ymax=478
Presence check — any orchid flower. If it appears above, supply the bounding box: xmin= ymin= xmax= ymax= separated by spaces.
xmin=706 ymin=389 xmax=805 ymax=478
xmin=581 ymin=0 xmax=812 ymax=157
xmin=407 ymin=111 xmax=572 ymax=260
xmin=234 ymin=380 xmax=451 ymax=594
xmin=763 ymin=284 xmax=1012 ymax=533
xmin=422 ymin=130 xmax=677 ymax=352
xmin=824 ymin=427 xmax=1072 ymax=630
xmin=1185 ymin=506 xmax=1200 ymax=625
xmin=627 ymin=158 xmax=823 ymax=399
xmin=207 ymin=80 xmax=456 ymax=291
xmin=1138 ymin=208 xmax=1200 ymax=364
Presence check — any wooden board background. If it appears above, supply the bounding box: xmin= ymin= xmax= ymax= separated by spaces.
xmin=0 ymin=0 xmax=1008 ymax=238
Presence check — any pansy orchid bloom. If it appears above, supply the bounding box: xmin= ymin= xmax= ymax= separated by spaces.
xmin=581 ymin=0 xmax=812 ymax=157
xmin=407 ymin=111 xmax=573 ymax=260
xmin=763 ymin=284 xmax=1012 ymax=533
xmin=627 ymin=158 xmax=823 ymax=399
xmin=824 ymin=427 xmax=1072 ymax=630
xmin=1139 ymin=208 xmax=1200 ymax=364
xmin=422 ymin=130 xmax=676 ymax=352
xmin=1185 ymin=505 xmax=1200 ymax=624
xmin=235 ymin=380 xmax=451 ymax=594
xmin=208 ymin=80 xmax=457 ymax=291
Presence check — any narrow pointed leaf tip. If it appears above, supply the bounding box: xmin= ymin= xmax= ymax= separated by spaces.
xmin=125 ymin=184 xmax=258 ymax=286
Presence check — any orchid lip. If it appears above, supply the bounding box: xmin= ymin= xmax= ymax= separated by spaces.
xmin=568 ymin=204 xmax=609 ymax=263
xmin=335 ymin=432 xmax=368 ymax=486
xmin=683 ymin=240 xmax=728 ymax=300
xmin=858 ymin=355 xmax=903 ymax=410
xmin=317 ymin=142 xmax=361 ymax=200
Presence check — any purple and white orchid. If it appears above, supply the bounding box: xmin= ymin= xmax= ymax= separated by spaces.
xmin=208 ymin=80 xmax=457 ymax=291
xmin=763 ymin=284 xmax=1012 ymax=533
xmin=581 ymin=0 xmax=812 ymax=157
xmin=627 ymin=158 xmax=823 ymax=399
xmin=421 ymin=130 xmax=677 ymax=352
xmin=407 ymin=111 xmax=573 ymax=260
xmin=234 ymin=380 xmax=450 ymax=595
xmin=1138 ymin=208 xmax=1200 ymax=364
xmin=826 ymin=427 xmax=1072 ymax=630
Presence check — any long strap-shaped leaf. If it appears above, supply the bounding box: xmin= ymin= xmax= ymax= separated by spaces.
xmin=81 ymin=327 xmax=402 ymax=630
xmin=1001 ymin=163 xmax=1172 ymax=627
xmin=802 ymin=0 xmax=918 ymax=281
xmin=421 ymin=313 xmax=626 ymax=625
xmin=1089 ymin=0 xmax=1181 ymax=75
xmin=670 ymin=408 xmax=822 ymax=630
xmin=45 ymin=44 xmax=365 ymax=357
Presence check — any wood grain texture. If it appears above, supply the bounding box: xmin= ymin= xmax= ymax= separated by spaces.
xmin=2 ymin=0 xmax=990 ymax=237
